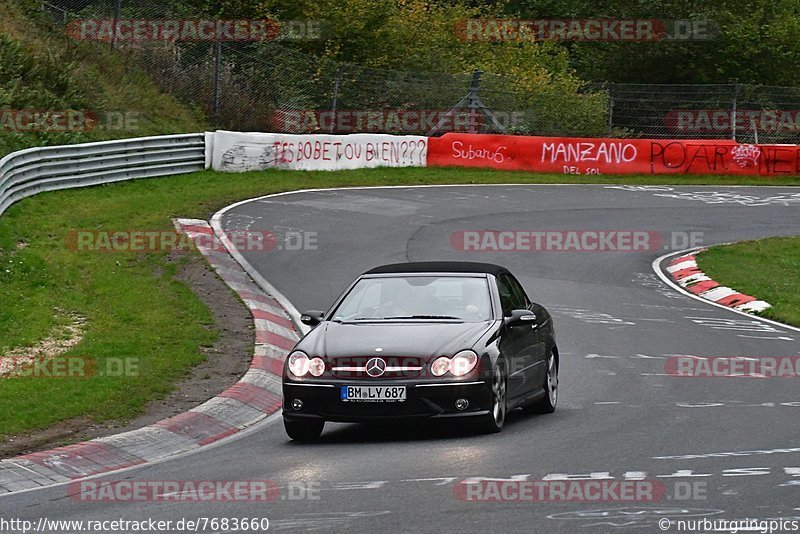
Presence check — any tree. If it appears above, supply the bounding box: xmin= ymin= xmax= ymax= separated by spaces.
xmin=506 ymin=0 xmax=800 ymax=85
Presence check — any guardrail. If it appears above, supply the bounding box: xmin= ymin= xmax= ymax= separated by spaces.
xmin=0 ymin=134 xmax=205 ymax=217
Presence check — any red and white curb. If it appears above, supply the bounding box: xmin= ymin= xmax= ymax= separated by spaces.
xmin=0 ymin=219 xmax=297 ymax=494
xmin=665 ymin=250 xmax=771 ymax=314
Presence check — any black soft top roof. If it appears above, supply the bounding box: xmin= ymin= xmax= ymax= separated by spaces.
xmin=364 ymin=261 xmax=510 ymax=276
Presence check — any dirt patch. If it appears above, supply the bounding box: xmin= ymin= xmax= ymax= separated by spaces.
xmin=0 ymin=313 xmax=87 ymax=377
xmin=0 ymin=252 xmax=255 ymax=457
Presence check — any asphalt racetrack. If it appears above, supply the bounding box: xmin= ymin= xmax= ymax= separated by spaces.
xmin=3 ymin=184 xmax=800 ymax=533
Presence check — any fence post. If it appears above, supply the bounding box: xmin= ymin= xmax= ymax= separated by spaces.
xmin=212 ymin=40 xmax=222 ymax=125
xmin=468 ymin=70 xmax=482 ymax=134
xmin=427 ymin=69 xmax=503 ymax=136
xmin=330 ymin=65 xmax=345 ymax=133
xmin=731 ymin=83 xmax=741 ymax=141
xmin=111 ymin=0 xmax=121 ymax=49
xmin=607 ymin=82 xmax=614 ymax=135
xmin=40 ymin=2 xmax=69 ymax=25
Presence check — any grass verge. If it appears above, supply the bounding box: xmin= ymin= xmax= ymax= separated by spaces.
xmin=1 ymin=166 xmax=799 ymax=438
xmin=696 ymin=237 xmax=800 ymax=327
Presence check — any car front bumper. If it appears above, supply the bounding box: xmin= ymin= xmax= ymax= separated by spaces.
xmin=282 ymin=379 xmax=491 ymax=423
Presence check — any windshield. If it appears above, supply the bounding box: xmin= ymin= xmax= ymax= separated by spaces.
xmin=331 ymin=276 xmax=493 ymax=322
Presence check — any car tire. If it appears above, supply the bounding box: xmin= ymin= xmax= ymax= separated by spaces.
xmin=523 ymin=350 xmax=558 ymax=414
xmin=284 ymin=419 xmax=324 ymax=441
xmin=480 ymin=360 xmax=508 ymax=433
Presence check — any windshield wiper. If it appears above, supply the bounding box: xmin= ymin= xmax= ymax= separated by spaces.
xmin=382 ymin=315 xmax=462 ymax=320
xmin=346 ymin=315 xmax=463 ymax=322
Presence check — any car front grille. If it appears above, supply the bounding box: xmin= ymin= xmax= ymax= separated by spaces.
xmin=329 ymin=355 xmax=426 ymax=379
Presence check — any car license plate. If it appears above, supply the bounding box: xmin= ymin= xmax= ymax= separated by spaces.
xmin=340 ymin=385 xmax=406 ymax=402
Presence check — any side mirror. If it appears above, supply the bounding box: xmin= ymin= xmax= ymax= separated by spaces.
xmin=300 ymin=310 xmax=325 ymax=326
xmin=505 ymin=309 xmax=537 ymax=328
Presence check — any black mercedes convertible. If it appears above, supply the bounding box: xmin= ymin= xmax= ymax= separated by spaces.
xmin=282 ymin=261 xmax=559 ymax=440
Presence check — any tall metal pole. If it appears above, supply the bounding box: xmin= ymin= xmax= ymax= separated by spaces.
xmin=426 ymin=69 xmax=504 ymax=136
xmin=330 ymin=65 xmax=345 ymax=133
xmin=468 ymin=70 xmax=482 ymax=134
xmin=111 ymin=0 xmax=121 ymax=49
xmin=212 ymin=40 xmax=222 ymax=125
xmin=731 ymin=83 xmax=741 ymax=141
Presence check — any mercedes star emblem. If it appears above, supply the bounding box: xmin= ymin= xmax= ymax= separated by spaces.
xmin=365 ymin=357 xmax=387 ymax=377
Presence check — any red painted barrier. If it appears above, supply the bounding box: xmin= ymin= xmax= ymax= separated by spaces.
xmin=427 ymin=133 xmax=800 ymax=176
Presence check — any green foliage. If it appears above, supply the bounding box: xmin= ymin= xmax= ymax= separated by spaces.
xmin=505 ymin=0 xmax=800 ymax=85
xmin=0 ymin=0 xmax=205 ymax=157
xmin=220 ymin=0 xmax=576 ymax=84
xmin=177 ymin=0 xmax=609 ymax=133
xmin=189 ymin=0 xmax=800 ymax=86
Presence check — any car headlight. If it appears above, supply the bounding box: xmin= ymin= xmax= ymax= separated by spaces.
xmin=288 ymin=351 xmax=310 ymax=377
xmin=430 ymin=351 xmax=479 ymax=377
xmin=450 ymin=350 xmax=479 ymax=377
xmin=308 ymin=357 xmax=325 ymax=377
xmin=431 ymin=356 xmax=450 ymax=377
